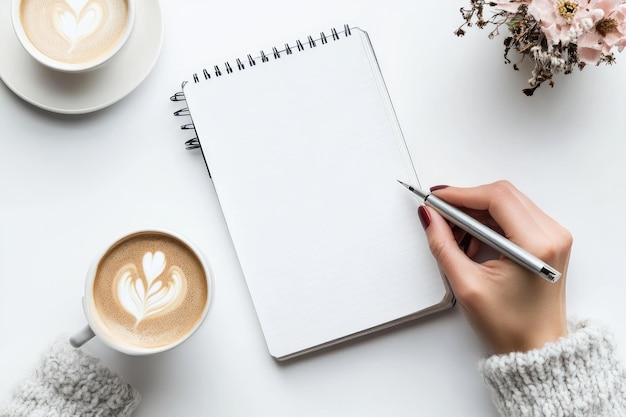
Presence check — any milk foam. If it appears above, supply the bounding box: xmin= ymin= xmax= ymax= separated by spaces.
xmin=116 ymin=251 xmax=188 ymax=327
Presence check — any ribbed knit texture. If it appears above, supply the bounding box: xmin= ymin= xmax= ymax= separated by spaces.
xmin=0 ymin=339 xmax=140 ymax=417
xmin=480 ymin=320 xmax=626 ymax=417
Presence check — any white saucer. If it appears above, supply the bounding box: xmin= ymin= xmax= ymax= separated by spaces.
xmin=0 ymin=0 xmax=163 ymax=114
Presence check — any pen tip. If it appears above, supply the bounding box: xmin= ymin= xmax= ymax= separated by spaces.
xmin=396 ymin=180 xmax=409 ymax=188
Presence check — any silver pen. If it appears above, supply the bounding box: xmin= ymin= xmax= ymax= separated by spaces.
xmin=397 ymin=180 xmax=562 ymax=283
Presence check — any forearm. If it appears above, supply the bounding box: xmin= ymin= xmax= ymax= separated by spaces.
xmin=480 ymin=320 xmax=626 ymax=417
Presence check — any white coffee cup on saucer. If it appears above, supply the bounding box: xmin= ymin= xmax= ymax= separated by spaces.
xmin=70 ymin=229 xmax=214 ymax=355
xmin=11 ymin=0 xmax=136 ymax=73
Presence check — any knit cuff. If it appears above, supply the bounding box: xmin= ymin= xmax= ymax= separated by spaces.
xmin=0 ymin=339 xmax=140 ymax=417
xmin=479 ymin=320 xmax=626 ymax=417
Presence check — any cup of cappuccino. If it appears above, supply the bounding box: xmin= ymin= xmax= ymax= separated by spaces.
xmin=70 ymin=230 xmax=213 ymax=355
xmin=11 ymin=0 xmax=135 ymax=72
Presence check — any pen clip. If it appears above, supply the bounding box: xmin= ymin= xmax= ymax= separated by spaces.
xmin=540 ymin=266 xmax=561 ymax=283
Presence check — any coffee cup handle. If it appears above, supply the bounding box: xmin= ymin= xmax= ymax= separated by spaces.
xmin=69 ymin=325 xmax=96 ymax=348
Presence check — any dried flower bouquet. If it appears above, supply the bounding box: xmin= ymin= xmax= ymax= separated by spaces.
xmin=456 ymin=0 xmax=626 ymax=95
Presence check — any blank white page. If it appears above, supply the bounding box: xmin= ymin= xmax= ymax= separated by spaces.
xmin=184 ymin=28 xmax=451 ymax=360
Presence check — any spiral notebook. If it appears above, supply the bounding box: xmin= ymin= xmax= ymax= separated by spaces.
xmin=172 ymin=25 xmax=453 ymax=360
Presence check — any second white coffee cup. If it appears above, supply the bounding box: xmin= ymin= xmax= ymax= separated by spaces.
xmin=70 ymin=230 xmax=213 ymax=355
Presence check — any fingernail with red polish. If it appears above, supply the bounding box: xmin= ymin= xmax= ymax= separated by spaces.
xmin=418 ymin=206 xmax=431 ymax=229
xmin=430 ymin=185 xmax=449 ymax=192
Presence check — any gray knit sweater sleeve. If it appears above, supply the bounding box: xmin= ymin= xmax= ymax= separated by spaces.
xmin=479 ymin=320 xmax=626 ymax=417
xmin=0 ymin=339 xmax=140 ymax=417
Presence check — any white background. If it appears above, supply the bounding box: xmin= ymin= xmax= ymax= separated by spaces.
xmin=2 ymin=0 xmax=625 ymax=416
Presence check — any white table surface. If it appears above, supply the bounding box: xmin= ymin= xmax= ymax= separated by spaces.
xmin=2 ymin=1 xmax=625 ymax=415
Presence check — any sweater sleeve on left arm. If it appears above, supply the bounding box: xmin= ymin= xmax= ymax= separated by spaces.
xmin=0 ymin=339 xmax=140 ymax=417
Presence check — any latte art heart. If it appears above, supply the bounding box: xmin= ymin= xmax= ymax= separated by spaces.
xmin=53 ymin=1 xmax=104 ymax=52
xmin=115 ymin=251 xmax=188 ymax=327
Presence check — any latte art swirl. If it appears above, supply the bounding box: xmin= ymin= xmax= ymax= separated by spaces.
xmin=115 ymin=251 xmax=188 ymax=327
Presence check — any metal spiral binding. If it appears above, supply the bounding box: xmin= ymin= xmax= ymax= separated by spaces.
xmin=170 ymin=81 xmax=201 ymax=150
xmin=171 ymin=25 xmax=352 ymax=152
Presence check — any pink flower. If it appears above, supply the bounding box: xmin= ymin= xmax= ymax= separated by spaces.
xmin=528 ymin=0 xmax=592 ymax=45
xmin=577 ymin=0 xmax=626 ymax=64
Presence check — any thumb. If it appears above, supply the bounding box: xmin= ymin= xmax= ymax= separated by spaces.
xmin=419 ymin=206 xmax=479 ymax=292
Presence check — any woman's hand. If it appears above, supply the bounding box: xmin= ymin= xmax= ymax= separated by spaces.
xmin=419 ymin=181 xmax=572 ymax=354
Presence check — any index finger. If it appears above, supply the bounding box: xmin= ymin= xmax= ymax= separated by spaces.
xmin=431 ymin=181 xmax=553 ymax=245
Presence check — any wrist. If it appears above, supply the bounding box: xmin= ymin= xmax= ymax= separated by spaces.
xmin=499 ymin=322 xmax=569 ymax=354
